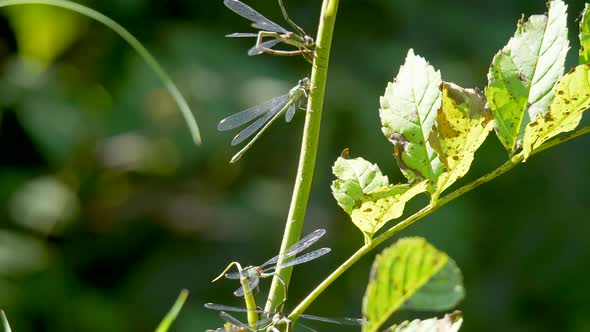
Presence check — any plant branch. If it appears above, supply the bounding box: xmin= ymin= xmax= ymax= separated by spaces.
xmin=0 ymin=0 xmax=201 ymax=144
xmin=264 ymin=0 xmax=340 ymax=313
xmin=289 ymin=125 xmax=590 ymax=318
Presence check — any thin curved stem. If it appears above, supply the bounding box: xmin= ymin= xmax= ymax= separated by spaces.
xmin=289 ymin=125 xmax=590 ymax=318
xmin=1 ymin=310 xmax=11 ymax=332
xmin=155 ymin=289 xmax=189 ymax=332
xmin=263 ymin=0 xmax=340 ymax=314
xmin=0 ymin=0 xmax=201 ymax=144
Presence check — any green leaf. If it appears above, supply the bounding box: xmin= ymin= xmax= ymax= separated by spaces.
xmin=429 ymin=82 xmax=494 ymax=196
xmin=403 ymin=258 xmax=465 ymax=312
xmin=332 ymin=157 xmax=427 ymax=240
xmin=522 ymin=65 xmax=590 ymax=159
xmin=387 ymin=311 xmax=463 ymax=332
xmin=1 ymin=310 xmax=11 ymax=332
xmin=155 ymin=289 xmax=189 ymax=332
xmin=350 ymin=182 xmax=428 ymax=241
xmin=485 ymin=0 xmax=569 ymax=154
xmin=362 ymin=237 xmax=449 ymax=332
xmin=580 ymin=4 xmax=590 ymax=64
xmin=332 ymin=156 xmax=389 ymax=215
xmin=380 ymin=49 xmax=444 ymax=184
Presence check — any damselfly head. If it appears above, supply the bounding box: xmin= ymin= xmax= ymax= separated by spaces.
xmin=299 ymin=77 xmax=310 ymax=89
xmin=304 ymin=35 xmax=315 ymax=48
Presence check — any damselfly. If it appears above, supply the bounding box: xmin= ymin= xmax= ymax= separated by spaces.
xmin=218 ymin=77 xmax=310 ymax=163
xmin=215 ymin=229 xmax=329 ymax=297
xmin=205 ymin=303 xmax=365 ymax=332
xmin=224 ymin=0 xmax=315 ymax=63
xmin=206 ymin=312 xmax=252 ymax=332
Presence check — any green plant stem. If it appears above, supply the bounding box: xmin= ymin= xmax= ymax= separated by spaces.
xmin=289 ymin=125 xmax=590 ymax=319
xmin=263 ymin=0 xmax=340 ymax=313
xmin=242 ymin=278 xmax=260 ymax=329
xmin=155 ymin=289 xmax=189 ymax=332
xmin=1 ymin=310 xmax=12 ymax=332
xmin=0 ymin=0 xmax=201 ymax=144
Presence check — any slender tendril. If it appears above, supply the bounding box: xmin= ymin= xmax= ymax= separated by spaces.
xmin=278 ymin=0 xmax=306 ymax=38
xmin=0 ymin=0 xmax=201 ymax=144
xmin=155 ymin=289 xmax=189 ymax=332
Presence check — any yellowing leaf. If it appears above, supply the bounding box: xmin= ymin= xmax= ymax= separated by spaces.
xmin=522 ymin=65 xmax=590 ymax=159
xmin=363 ymin=238 xmax=449 ymax=332
xmin=380 ymin=49 xmax=444 ymax=184
xmin=403 ymin=258 xmax=465 ymax=312
xmin=332 ymin=157 xmax=427 ymax=241
xmin=387 ymin=311 xmax=463 ymax=332
xmin=580 ymin=4 xmax=590 ymax=64
xmin=332 ymin=156 xmax=389 ymax=215
xmin=429 ymin=82 xmax=494 ymax=196
xmin=350 ymin=181 xmax=428 ymax=240
xmin=485 ymin=0 xmax=569 ymax=154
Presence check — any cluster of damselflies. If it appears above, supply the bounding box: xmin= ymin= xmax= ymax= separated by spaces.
xmin=209 ymin=1 xmax=362 ymax=330
xmin=218 ymin=0 xmax=315 ymax=163
xmin=205 ymin=229 xmax=364 ymax=331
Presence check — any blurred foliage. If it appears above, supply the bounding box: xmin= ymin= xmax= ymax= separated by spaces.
xmin=0 ymin=1 xmax=590 ymax=331
xmin=5 ymin=5 xmax=84 ymax=67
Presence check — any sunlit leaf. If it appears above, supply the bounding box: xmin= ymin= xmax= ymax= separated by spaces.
xmin=363 ymin=238 xmax=449 ymax=332
xmin=403 ymin=258 xmax=464 ymax=312
xmin=380 ymin=49 xmax=444 ymax=184
xmin=429 ymin=82 xmax=494 ymax=196
xmin=580 ymin=4 xmax=590 ymax=64
xmin=386 ymin=311 xmax=463 ymax=332
xmin=332 ymin=157 xmax=427 ymax=241
xmin=332 ymin=156 xmax=389 ymax=216
xmin=1 ymin=310 xmax=11 ymax=332
xmin=522 ymin=65 xmax=590 ymax=159
xmin=485 ymin=0 xmax=569 ymax=155
xmin=350 ymin=182 xmax=428 ymax=241
xmin=155 ymin=289 xmax=189 ymax=332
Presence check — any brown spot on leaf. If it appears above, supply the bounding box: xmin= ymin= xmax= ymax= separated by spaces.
xmin=341 ymin=148 xmax=350 ymax=158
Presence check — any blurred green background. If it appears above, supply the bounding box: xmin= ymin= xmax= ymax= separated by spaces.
xmin=0 ymin=0 xmax=589 ymax=331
